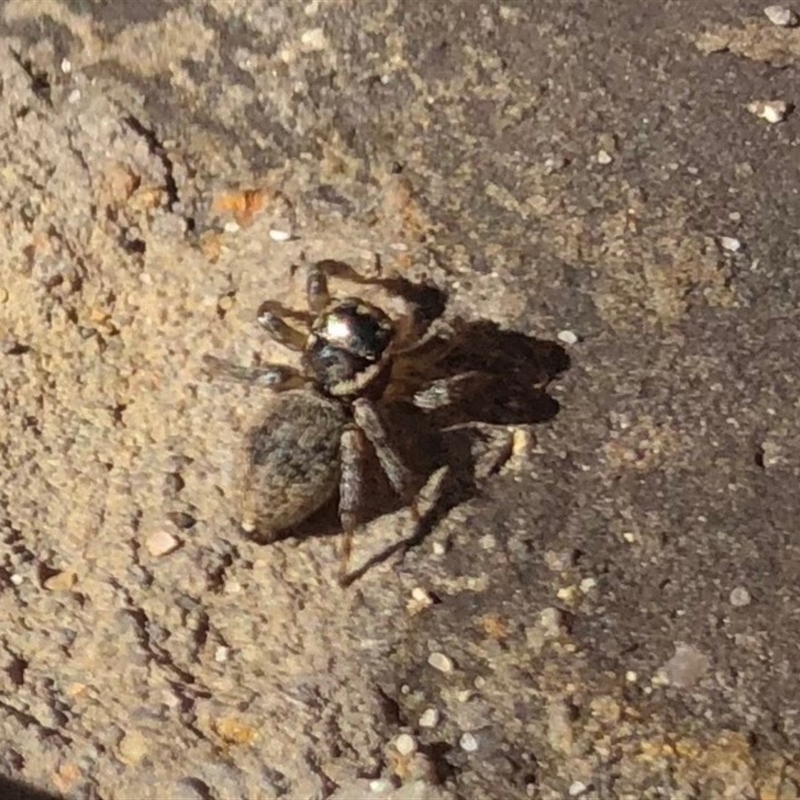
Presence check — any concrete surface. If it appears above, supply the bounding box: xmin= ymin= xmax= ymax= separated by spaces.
xmin=1 ymin=0 xmax=800 ymax=798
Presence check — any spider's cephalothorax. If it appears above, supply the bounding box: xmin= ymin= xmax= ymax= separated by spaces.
xmin=303 ymin=298 xmax=395 ymax=398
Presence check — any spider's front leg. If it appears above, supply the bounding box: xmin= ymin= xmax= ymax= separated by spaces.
xmin=202 ymin=355 xmax=306 ymax=392
xmin=256 ymin=300 xmax=308 ymax=351
xmin=306 ymin=259 xmax=374 ymax=313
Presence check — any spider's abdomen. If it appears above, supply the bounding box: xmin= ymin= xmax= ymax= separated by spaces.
xmin=239 ymin=390 xmax=347 ymax=539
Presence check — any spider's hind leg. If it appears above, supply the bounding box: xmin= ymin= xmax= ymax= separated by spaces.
xmin=352 ymin=397 xmax=432 ymax=547
xmin=338 ymin=398 xmax=453 ymax=585
xmin=410 ymin=370 xmax=486 ymax=412
xmin=337 ymin=425 xmax=368 ymax=585
xmin=352 ymin=398 xmax=416 ymax=501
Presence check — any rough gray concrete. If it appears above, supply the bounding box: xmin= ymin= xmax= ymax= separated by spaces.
xmin=1 ymin=1 xmax=800 ymax=798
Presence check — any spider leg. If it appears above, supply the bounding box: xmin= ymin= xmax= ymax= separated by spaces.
xmin=306 ymin=261 xmax=334 ymax=313
xmin=345 ymin=400 xmax=457 ymax=586
xmin=202 ymin=355 xmax=306 ymax=391
xmin=306 ymin=257 xmax=424 ymax=302
xmin=411 ymin=370 xmax=524 ymax=475
xmin=337 ymin=425 xmax=368 ymax=585
xmin=306 ymin=259 xmax=381 ymax=313
xmin=351 ymin=398 xmax=416 ymax=500
xmin=391 ymin=315 xmax=463 ymax=359
xmin=410 ymin=370 xmax=486 ymax=411
xmin=256 ymin=300 xmax=307 ymax=351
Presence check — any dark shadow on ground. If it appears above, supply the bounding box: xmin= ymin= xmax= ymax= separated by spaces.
xmin=0 ymin=775 xmax=62 ymax=800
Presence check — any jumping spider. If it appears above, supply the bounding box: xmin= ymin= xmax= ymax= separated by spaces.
xmin=205 ymin=260 xmax=486 ymax=585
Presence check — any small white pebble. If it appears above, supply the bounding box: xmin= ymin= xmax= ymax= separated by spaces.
xmin=569 ymin=781 xmax=589 ymax=797
xmin=428 ymin=652 xmax=454 ymax=673
xmin=43 ymin=571 xmax=77 ymax=592
xmin=268 ymin=228 xmax=292 ymax=242
xmin=538 ymin=607 xmax=564 ymax=638
xmin=730 ymin=586 xmax=752 ymax=607
xmin=596 ymin=149 xmax=613 ymax=165
xmin=459 ymin=732 xmax=478 ymax=752
xmin=419 ymin=708 xmax=440 ymax=728
xmin=748 ymin=99 xmax=791 ymax=123
xmin=369 ymin=779 xmax=392 ymax=794
xmin=145 ymin=530 xmax=180 ymax=557
xmin=543 ymin=155 xmax=567 ymax=174
xmin=10 ymin=574 xmax=23 ymax=586
xmin=579 ymin=577 xmax=597 ymax=593
xmin=510 ymin=428 xmax=533 ymax=461
xmin=432 ymin=541 xmax=447 ymax=556
xmin=728 ymin=211 xmax=742 ymax=222
xmin=162 ymin=689 xmax=181 ymax=709
xmin=395 ymin=733 xmax=417 ymax=756
xmin=556 ymin=586 xmax=577 ymax=602
xmin=479 ymin=534 xmax=497 ymax=550
xmin=764 ymin=5 xmax=798 ymax=27
xmin=614 ymin=411 xmax=632 ymax=430
xmin=557 ymin=329 xmax=579 ymax=345
xmin=719 ymin=236 xmax=742 ymax=252
xmin=407 ymin=586 xmax=434 ymax=614
xmin=473 ymin=675 xmax=486 ymax=689
xmin=625 ymin=670 xmax=638 ymax=683
xmin=300 ymin=27 xmax=327 ymax=50
xmin=223 ymin=220 xmax=241 ymax=233
xmin=60 ymin=58 xmax=72 ymax=74
xmin=67 ymin=89 xmax=81 ymax=103
xmin=214 ymin=646 xmax=230 ymax=663
xmin=544 ymin=549 xmax=574 ymax=572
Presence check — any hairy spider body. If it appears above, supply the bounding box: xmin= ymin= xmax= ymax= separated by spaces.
xmin=205 ymin=259 xmax=450 ymax=584
xmin=240 ymin=389 xmax=347 ymax=537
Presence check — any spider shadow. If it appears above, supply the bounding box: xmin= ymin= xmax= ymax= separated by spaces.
xmin=271 ymin=312 xmax=571 ymax=583
xmin=0 ymin=776 xmax=62 ymax=800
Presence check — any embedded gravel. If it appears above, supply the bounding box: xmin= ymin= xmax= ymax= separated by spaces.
xmin=2 ymin=2 xmax=800 ymax=799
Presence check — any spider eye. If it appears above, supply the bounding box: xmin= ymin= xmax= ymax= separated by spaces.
xmin=315 ymin=301 xmax=394 ymax=362
xmin=312 ymin=343 xmax=358 ymax=376
xmin=302 ymin=340 xmax=370 ymax=396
